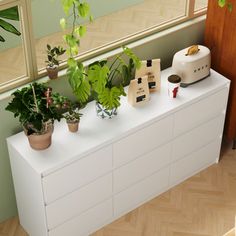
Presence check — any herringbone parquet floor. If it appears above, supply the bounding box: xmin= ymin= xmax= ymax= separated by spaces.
xmin=0 ymin=140 xmax=235 ymax=236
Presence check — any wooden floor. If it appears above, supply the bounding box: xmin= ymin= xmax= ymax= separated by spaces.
xmin=0 ymin=139 xmax=235 ymax=236
xmin=0 ymin=0 xmax=207 ymax=85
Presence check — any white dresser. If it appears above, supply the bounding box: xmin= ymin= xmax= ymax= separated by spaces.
xmin=7 ymin=68 xmax=230 ymax=236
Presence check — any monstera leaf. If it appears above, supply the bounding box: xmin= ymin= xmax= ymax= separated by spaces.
xmin=98 ymin=86 xmax=126 ymax=110
xmin=88 ymin=61 xmax=109 ymax=93
xmin=67 ymin=62 xmax=90 ymax=103
xmin=0 ymin=6 xmax=21 ymax=42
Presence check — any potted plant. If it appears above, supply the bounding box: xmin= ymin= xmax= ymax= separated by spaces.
xmin=87 ymin=46 xmax=141 ymax=119
xmin=5 ymin=82 xmax=65 ymax=150
xmin=45 ymin=44 xmax=66 ymax=79
xmin=63 ymin=102 xmax=83 ymax=132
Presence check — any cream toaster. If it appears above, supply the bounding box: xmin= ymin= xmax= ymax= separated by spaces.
xmin=172 ymin=45 xmax=211 ymax=87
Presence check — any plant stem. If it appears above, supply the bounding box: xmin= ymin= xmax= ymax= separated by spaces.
xmin=32 ymin=85 xmax=39 ymax=113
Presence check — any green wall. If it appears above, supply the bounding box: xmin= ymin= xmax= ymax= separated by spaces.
xmin=0 ymin=18 xmax=205 ymax=222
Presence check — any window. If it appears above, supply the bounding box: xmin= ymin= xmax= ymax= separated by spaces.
xmin=0 ymin=0 xmax=207 ymax=93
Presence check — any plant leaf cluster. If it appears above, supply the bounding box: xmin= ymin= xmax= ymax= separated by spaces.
xmin=60 ymin=0 xmax=92 ymax=104
xmin=0 ymin=6 xmax=21 ymax=42
xmin=5 ymin=83 xmax=65 ymax=134
xmin=87 ymin=47 xmax=141 ymax=110
xmin=45 ymin=44 xmax=66 ymax=67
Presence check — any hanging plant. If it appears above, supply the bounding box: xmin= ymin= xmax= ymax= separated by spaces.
xmin=60 ymin=0 xmax=92 ymax=104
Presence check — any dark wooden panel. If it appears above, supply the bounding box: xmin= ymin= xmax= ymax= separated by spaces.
xmin=204 ymin=0 xmax=236 ymax=140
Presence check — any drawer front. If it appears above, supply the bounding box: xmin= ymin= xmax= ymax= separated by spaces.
xmin=172 ymin=114 xmax=225 ymax=162
xmin=113 ymin=116 xmax=173 ymax=168
xmin=174 ymin=87 xmax=228 ymax=137
xmin=170 ymin=138 xmax=222 ymax=186
xmin=114 ymin=167 xmax=169 ymax=217
xmin=114 ymin=142 xmax=171 ymax=193
xmin=48 ymin=199 xmax=112 ymax=236
xmin=46 ymin=174 xmax=112 ymax=230
xmin=43 ymin=145 xmax=112 ymax=204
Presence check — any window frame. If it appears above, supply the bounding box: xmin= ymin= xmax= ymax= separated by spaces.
xmin=0 ymin=0 xmax=207 ymax=93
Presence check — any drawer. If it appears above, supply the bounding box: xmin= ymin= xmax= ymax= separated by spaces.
xmin=172 ymin=114 xmax=225 ymax=162
xmin=170 ymin=138 xmax=222 ymax=186
xmin=46 ymin=174 xmax=112 ymax=230
xmin=114 ymin=167 xmax=169 ymax=217
xmin=113 ymin=116 xmax=173 ymax=168
xmin=42 ymin=145 xmax=112 ymax=204
xmin=174 ymin=87 xmax=228 ymax=137
xmin=48 ymin=199 xmax=112 ymax=236
xmin=114 ymin=142 xmax=171 ymax=193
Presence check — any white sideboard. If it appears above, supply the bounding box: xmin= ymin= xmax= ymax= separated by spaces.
xmin=7 ymin=68 xmax=230 ymax=236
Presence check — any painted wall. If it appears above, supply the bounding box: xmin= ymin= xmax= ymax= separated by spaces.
xmin=0 ymin=18 xmax=205 ymax=222
xmin=0 ymin=0 xmax=143 ymax=51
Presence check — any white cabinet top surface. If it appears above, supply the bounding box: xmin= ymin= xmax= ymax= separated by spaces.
xmin=7 ymin=68 xmax=230 ymax=176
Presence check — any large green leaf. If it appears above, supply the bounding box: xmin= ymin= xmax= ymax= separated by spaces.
xmin=0 ymin=19 xmax=21 ymax=36
xmin=73 ymin=78 xmax=91 ymax=103
xmin=98 ymin=86 xmax=126 ymax=110
xmin=0 ymin=6 xmax=19 ymax=20
xmin=88 ymin=63 xmax=109 ymax=93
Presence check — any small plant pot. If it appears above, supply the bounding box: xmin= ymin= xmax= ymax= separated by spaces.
xmin=24 ymin=121 xmax=53 ymax=150
xmin=27 ymin=130 xmax=52 ymax=150
xmin=95 ymin=102 xmax=117 ymax=119
xmin=46 ymin=66 xmax=58 ymax=79
xmin=67 ymin=120 xmax=79 ymax=132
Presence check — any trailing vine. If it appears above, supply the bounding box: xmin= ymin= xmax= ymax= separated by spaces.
xmin=60 ymin=0 xmax=92 ymax=103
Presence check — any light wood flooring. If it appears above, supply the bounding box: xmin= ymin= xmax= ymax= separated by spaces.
xmin=0 ymin=139 xmax=236 ymax=236
xmin=0 ymin=0 xmax=207 ymax=85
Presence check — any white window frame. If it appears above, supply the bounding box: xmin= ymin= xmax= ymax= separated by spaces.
xmin=0 ymin=0 xmax=207 ymax=93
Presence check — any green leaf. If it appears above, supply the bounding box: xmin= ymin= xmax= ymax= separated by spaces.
xmin=218 ymin=0 xmax=226 ymax=7
xmin=61 ymin=0 xmax=74 ymax=15
xmin=89 ymin=15 xmax=94 ymax=22
xmin=79 ymin=25 xmax=86 ymax=37
xmin=73 ymin=78 xmax=91 ymax=103
xmin=67 ymin=66 xmax=82 ymax=90
xmin=0 ymin=35 xmax=5 ymax=42
xmin=78 ymin=2 xmax=90 ymax=18
xmin=123 ymin=46 xmax=141 ymax=69
xmin=0 ymin=19 xmax=21 ymax=36
xmin=98 ymin=86 xmax=126 ymax=110
xmin=0 ymin=6 xmax=19 ymax=21
xmin=88 ymin=63 xmax=109 ymax=93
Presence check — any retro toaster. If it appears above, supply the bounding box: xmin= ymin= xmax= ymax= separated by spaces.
xmin=172 ymin=45 xmax=211 ymax=87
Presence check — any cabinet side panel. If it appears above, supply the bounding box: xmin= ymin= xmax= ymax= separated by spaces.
xmin=7 ymin=143 xmax=48 ymax=236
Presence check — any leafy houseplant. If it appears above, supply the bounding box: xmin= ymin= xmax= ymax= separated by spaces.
xmin=63 ymin=102 xmax=83 ymax=132
xmin=88 ymin=46 xmax=141 ymax=119
xmin=5 ymin=83 xmax=65 ymax=150
xmin=60 ymin=0 xmax=92 ymax=104
xmin=0 ymin=6 xmax=21 ymax=42
xmin=45 ymin=44 xmax=66 ymax=79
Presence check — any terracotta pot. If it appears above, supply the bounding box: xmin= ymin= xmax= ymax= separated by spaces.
xmin=27 ymin=130 xmax=52 ymax=150
xmin=67 ymin=120 xmax=79 ymax=132
xmin=46 ymin=66 xmax=58 ymax=79
xmin=24 ymin=122 xmax=53 ymax=150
